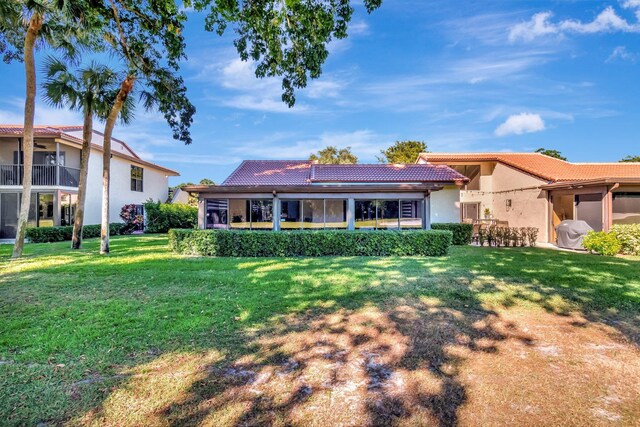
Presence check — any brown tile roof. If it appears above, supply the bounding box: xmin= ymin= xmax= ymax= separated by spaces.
xmin=222 ymin=160 xmax=467 ymax=186
xmin=0 ymin=124 xmax=178 ymax=175
xmin=310 ymin=164 xmax=468 ymax=183
xmin=223 ymin=160 xmax=312 ymax=186
xmin=419 ymin=152 xmax=640 ymax=182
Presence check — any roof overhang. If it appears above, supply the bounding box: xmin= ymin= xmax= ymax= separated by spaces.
xmin=183 ymin=182 xmax=460 ymax=194
xmin=541 ymin=177 xmax=640 ymax=190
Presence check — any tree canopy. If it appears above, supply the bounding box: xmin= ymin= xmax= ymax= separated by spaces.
xmin=191 ymin=0 xmax=382 ymax=106
xmin=309 ymin=146 xmax=358 ymax=164
xmin=535 ymin=148 xmax=567 ymax=161
xmin=620 ymin=155 xmax=640 ymax=163
xmin=378 ymin=140 xmax=427 ymax=164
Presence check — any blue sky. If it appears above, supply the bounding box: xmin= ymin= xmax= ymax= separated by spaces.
xmin=1 ymin=0 xmax=639 ymax=185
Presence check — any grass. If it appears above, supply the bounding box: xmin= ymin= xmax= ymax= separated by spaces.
xmin=1 ymin=235 xmax=639 ymax=426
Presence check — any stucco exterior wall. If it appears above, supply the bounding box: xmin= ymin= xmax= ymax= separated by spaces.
xmin=82 ymin=150 xmax=170 ymax=225
xmin=430 ymin=186 xmax=460 ymax=223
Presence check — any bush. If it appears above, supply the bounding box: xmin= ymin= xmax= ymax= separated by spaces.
xmin=478 ymin=226 xmax=538 ymax=247
xmin=582 ymin=231 xmax=622 ymax=256
xmin=431 ymin=223 xmax=473 ymax=245
xmin=168 ymin=229 xmax=453 ymax=257
xmin=120 ymin=204 xmax=144 ymax=233
xmin=144 ymin=200 xmax=197 ymax=233
xmin=610 ymin=224 xmax=640 ymax=256
xmin=26 ymin=223 xmax=128 ymax=243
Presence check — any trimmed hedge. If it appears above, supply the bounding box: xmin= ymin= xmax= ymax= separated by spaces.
xmin=26 ymin=223 xmax=128 ymax=243
xmin=144 ymin=200 xmax=197 ymax=233
xmin=169 ymin=229 xmax=453 ymax=257
xmin=431 ymin=223 xmax=473 ymax=245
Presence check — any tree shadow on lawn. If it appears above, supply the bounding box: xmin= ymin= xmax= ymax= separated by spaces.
xmin=72 ymin=247 xmax=640 ymax=426
xmin=2 ymin=238 xmax=639 ymax=425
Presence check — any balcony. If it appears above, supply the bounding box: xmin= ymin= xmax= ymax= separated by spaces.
xmin=0 ymin=164 xmax=80 ymax=187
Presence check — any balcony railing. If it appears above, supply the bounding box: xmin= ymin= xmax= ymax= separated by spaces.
xmin=0 ymin=164 xmax=80 ymax=187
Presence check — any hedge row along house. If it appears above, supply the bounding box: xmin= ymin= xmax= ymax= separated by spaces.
xmin=0 ymin=125 xmax=178 ymax=239
xmin=184 ymin=153 xmax=640 ymax=244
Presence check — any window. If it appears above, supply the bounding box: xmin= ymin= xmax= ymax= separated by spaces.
xmin=325 ymin=199 xmax=347 ymax=229
xmin=376 ymin=200 xmax=400 ymax=230
xmin=228 ymin=199 xmax=273 ymax=230
xmin=281 ymin=200 xmax=302 ymax=229
xmin=302 ymin=199 xmax=324 ymax=229
xmin=461 ymin=203 xmax=480 ymax=222
xmin=356 ymin=199 xmax=423 ymax=230
xmin=131 ymin=166 xmax=143 ymax=192
xmin=400 ymin=200 xmax=422 ymax=229
xmin=281 ymin=199 xmax=347 ymax=230
xmin=250 ymin=199 xmax=273 ymax=229
xmin=613 ymin=192 xmax=640 ymax=225
xmin=206 ymin=199 xmax=228 ymax=229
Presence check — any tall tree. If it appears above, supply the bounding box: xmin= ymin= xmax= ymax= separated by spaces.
xmin=42 ymin=57 xmax=134 ymax=249
xmin=309 ymin=146 xmax=358 ymax=164
xmin=95 ymin=0 xmax=195 ymax=254
xmin=1 ymin=1 xmax=90 ymax=258
xmin=192 ymin=0 xmax=382 ymax=107
xmin=535 ymin=148 xmax=567 ymax=161
xmin=620 ymin=155 xmax=640 ymax=163
xmin=378 ymin=140 xmax=427 ymax=164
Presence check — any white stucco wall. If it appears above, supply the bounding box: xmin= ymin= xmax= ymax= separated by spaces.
xmin=82 ymin=150 xmax=170 ymax=225
xmin=430 ymin=186 xmax=461 ymax=223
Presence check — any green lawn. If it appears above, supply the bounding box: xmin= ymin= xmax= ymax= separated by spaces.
xmin=1 ymin=235 xmax=639 ymax=426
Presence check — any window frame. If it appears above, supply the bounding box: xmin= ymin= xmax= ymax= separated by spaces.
xmin=130 ymin=165 xmax=144 ymax=192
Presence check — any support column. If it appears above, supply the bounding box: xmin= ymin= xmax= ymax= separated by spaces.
xmin=423 ymin=193 xmax=431 ymax=229
xmin=347 ymin=198 xmax=355 ymax=230
xmin=55 ymin=141 xmax=60 ymax=186
xmin=198 ymin=198 xmax=205 ymax=229
xmin=272 ymin=193 xmax=280 ymax=231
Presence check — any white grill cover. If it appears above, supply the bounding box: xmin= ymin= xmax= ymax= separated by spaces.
xmin=556 ymin=220 xmax=593 ymax=250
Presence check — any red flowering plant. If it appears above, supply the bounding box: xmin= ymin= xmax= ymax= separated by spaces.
xmin=120 ymin=204 xmax=144 ymax=233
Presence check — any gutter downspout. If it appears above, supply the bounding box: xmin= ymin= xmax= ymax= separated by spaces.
xmin=605 ymin=183 xmax=619 ymax=232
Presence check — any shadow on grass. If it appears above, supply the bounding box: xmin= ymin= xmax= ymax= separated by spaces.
xmin=1 ymin=236 xmax=639 ymax=425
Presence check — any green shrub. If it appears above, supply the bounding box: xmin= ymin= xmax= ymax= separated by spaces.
xmin=610 ymin=224 xmax=640 ymax=256
xmin=479 ymin=226 xmax=539 ymax=247
xmin=26 ymin=223 xmax=128 ymax=243
xmin=431 ymin=223 xmax=473 ymax=245
xmin=582 ymin=231 xmax=622 ymax=256
xmin=144 ymin=200 xmax=198 ymax=233
xmin=168 ymin=229 xmax=453 ymax=257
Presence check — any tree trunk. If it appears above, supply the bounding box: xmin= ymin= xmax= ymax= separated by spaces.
xmin=12 ymin=13 xmax=43 ymax=258
xmin=100 ymin=75 xmax=135 ymax=254
xmin=71 ymin=109 xmax=93 ymax=249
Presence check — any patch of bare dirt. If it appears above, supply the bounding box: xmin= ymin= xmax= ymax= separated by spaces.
xmin=80 ymin=304 xmax=640 ymax=426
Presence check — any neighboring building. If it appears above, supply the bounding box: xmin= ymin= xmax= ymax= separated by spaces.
xmin=419 ymin=153 xmax=640 ymax=242
xmin=183 ymin=160 xmax=468 ymax=231
xmin=170 ymin=187 xmax=191 ymax=204
xmin=0 ymin=125 xmax=179 ymax=238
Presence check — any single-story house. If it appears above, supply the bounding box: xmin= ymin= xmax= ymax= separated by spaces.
xmin=419 ymin=152 xmax=640 ymax=242
xmin=183 ymin=160 xmax=468 ymax=231
xmin=0 ymin=124 xmax=179 ymax=238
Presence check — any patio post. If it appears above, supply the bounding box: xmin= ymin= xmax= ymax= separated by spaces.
xmin=347 ymin=198 xmax=355 ymax=230
xmin=272 ymin=193 xmax=280 ymax=231
xmin=423 ymin=193 xmax=431 ymax=229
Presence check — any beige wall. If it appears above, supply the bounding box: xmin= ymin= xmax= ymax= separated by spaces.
xmin=420 ymin=159 xmax=551 ymax=241
xmin=430 ymin=186 xmax=460 ymax=223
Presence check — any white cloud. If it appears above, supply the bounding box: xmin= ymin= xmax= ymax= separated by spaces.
xmin=0 ymin=98 xmax=82 ymax=125
xmin=606 ymin=45 xmax=637 ymax=62
xmin=509 ymin=6 xmax=640 ymax=42
xmin=494 ymin=113 xmax=545 ymax=136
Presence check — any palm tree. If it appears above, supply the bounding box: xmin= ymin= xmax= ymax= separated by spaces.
xmin=2 ymin=0 xmax=92 ymax=258
xmin=41 ymin=57 xmax=133 ymax=249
